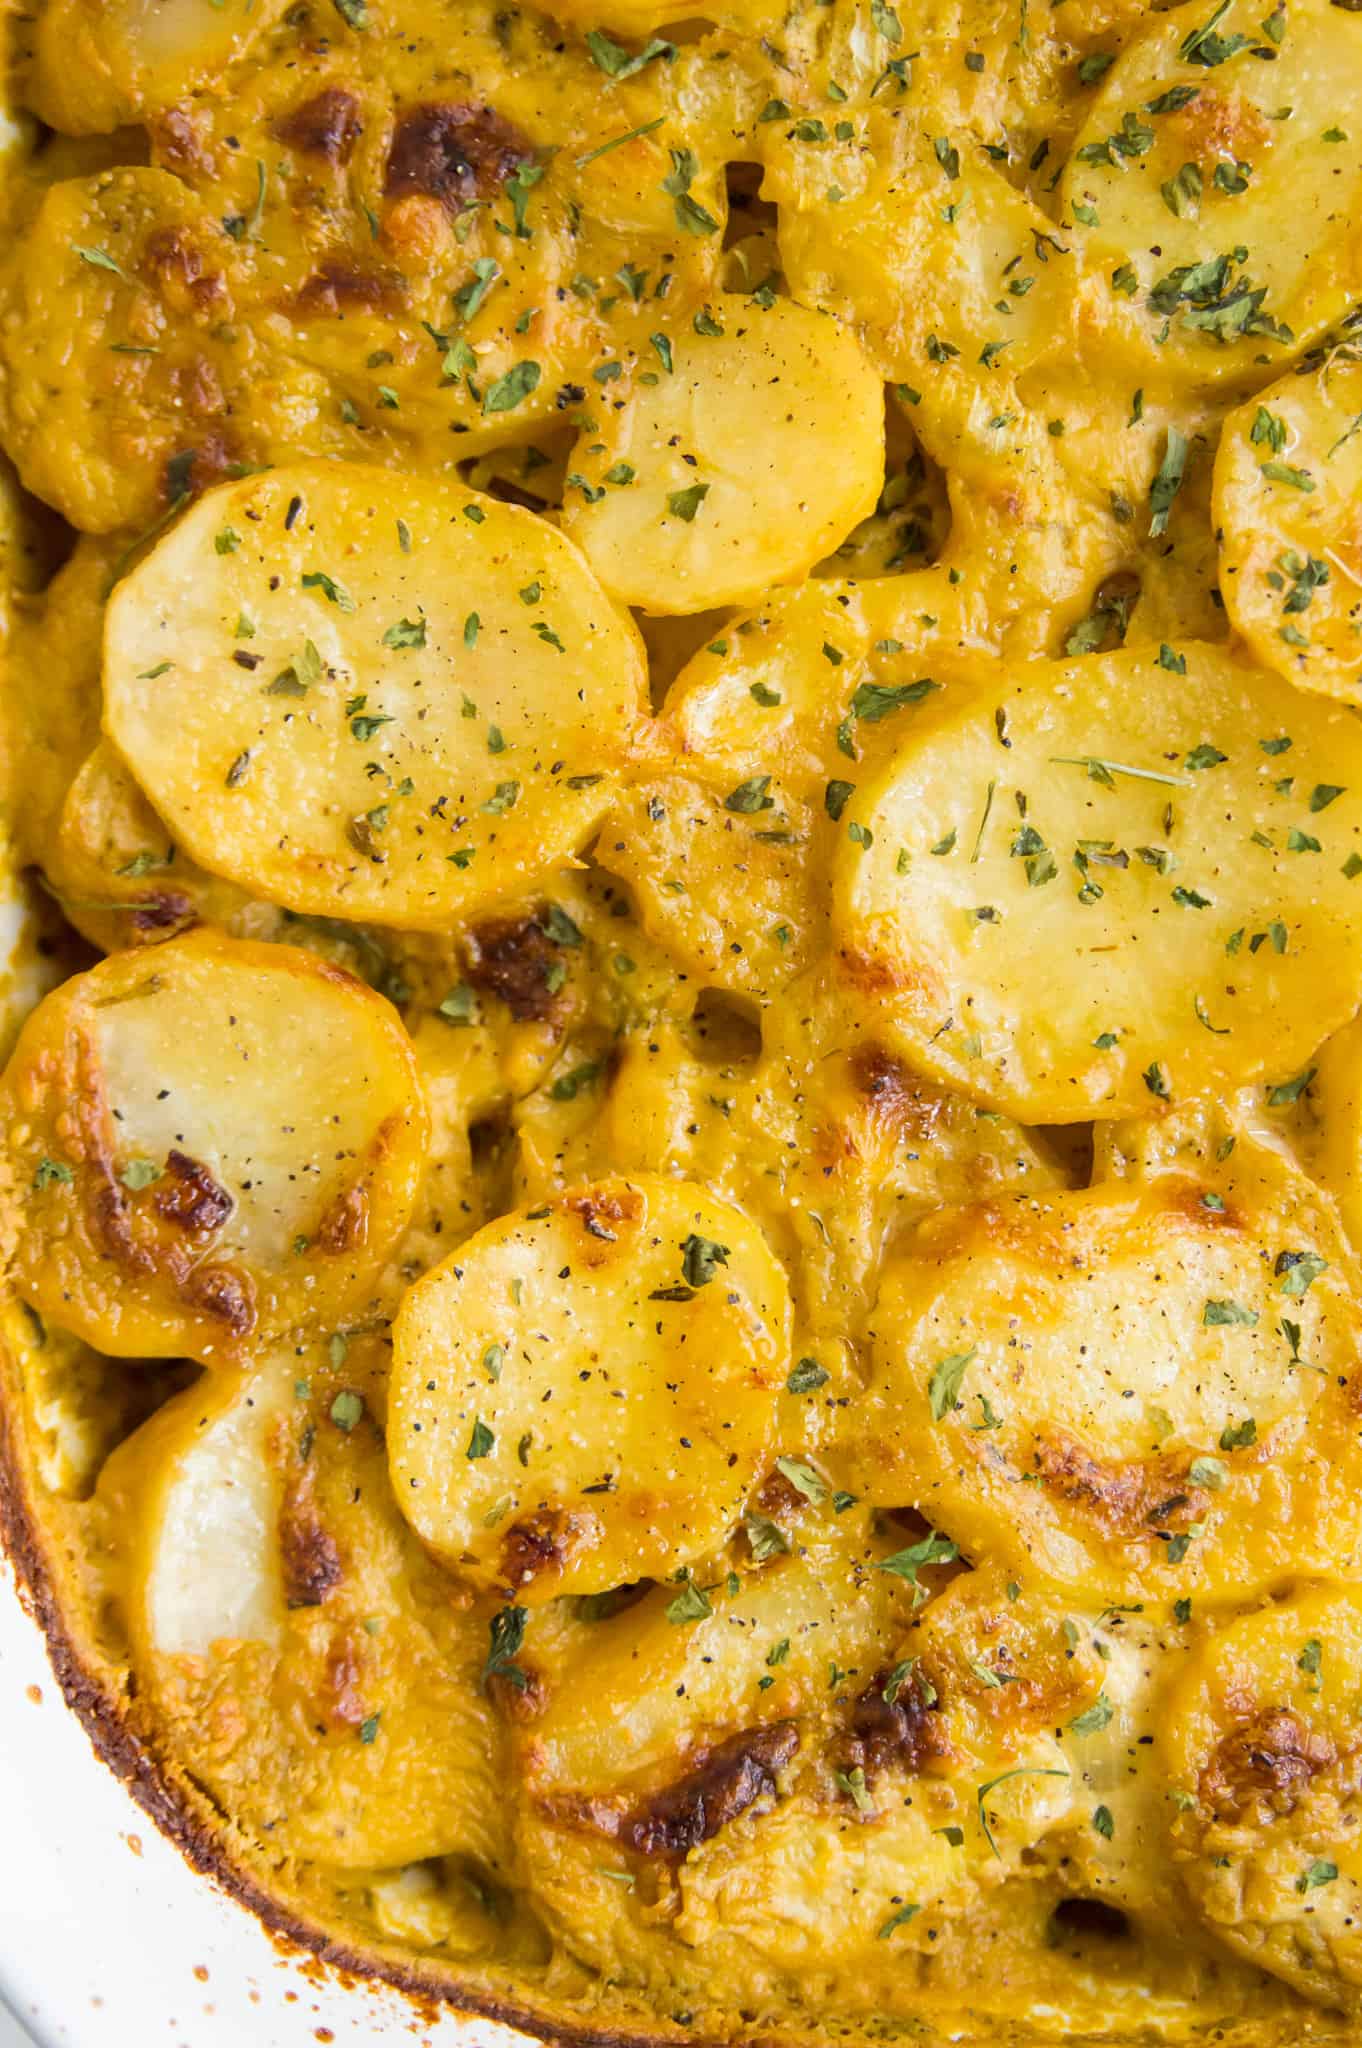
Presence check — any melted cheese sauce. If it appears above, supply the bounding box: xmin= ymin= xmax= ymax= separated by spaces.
xmin=4 ymin=0 xmax=1362 ymax=2041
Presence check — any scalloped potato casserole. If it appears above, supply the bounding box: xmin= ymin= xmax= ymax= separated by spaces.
xmin=5 ymin=0 xmax=1362 ymax=2042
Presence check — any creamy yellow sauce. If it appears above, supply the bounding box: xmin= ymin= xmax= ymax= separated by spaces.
xmin=3 ymin=0 xmax=1362 ymax=2041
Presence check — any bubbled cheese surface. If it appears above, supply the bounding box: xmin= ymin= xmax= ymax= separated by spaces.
xmin=5 ymin=0 xmax=1362 ymax=2043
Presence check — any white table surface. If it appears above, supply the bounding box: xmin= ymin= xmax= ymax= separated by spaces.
xmin=0 ymin=1997 xmax=35 ymax=2048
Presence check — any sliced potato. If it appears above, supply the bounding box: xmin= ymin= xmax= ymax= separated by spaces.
xmin=2 ymin=929 xmax=427 ymax=1361
xmin=598 ymin=577 xmax=984 ymax=999
xmin=1215 ymin=359 xmax=1362 ymax=703
xmin=846 ymin=1139 xmax=1362 ymax=1603
xmin=0 ymin=169 xmax=243 ymax=533
xmin=389 ymin=1175 xmax=791 ymax=1600
xmin=96 ymin=1339 xmax=508 ymax=1869
xmin=1164 ymin=1583 xmax=1362 ymax=2010
xmin=103 ymin=464 xmax=648 ymax=929
xmin=23 ymin=0 xmax=290 ymax=134
xmin=515 ymin=1545 xmax=1099 ymax=1986
xmin=831 ymin=640 xmax=1362 ymax=1122
xmin=1059 ymin=0 xmax=1362 ymax=389
xmin=559 ymin=296 xmax=882 ymax=614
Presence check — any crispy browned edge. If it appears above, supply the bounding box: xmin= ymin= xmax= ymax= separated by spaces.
xmin=0 ymin=1339 xmax=1354 ymax=2048
xmin=0 ymin=1337 xmax=723 ymax=2048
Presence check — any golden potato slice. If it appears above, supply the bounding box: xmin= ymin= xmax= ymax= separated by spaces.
xmin=1164 ymin=1583 xmax=1362 ymax=2010
xmin=0 ymin=169 xmax=244 ymax=533
xmin=847 ymin=1138 xmax=1362 ymax=1603
xmin=598 ymin=576 xmax=984 ymax=999
xmin=1215 ymin=360 xmax=1362 ymax=703
xmin=831 ymin=640 xmax=1362 ymax=1122
xmin=103 ymin=464 xmax=648 ymax=928
xmin=22 ymin=0 xmax=290 ymax=134
xmin=1058 ymin=0 xmax=1362 ymax=388
xmin=389 ymin=1175 xmax=791 ymax=1600
xmin=513 ymin=1544 xmax=1100 ymax=1989
xmin=96 ymin=1338 xmax=508 ymax=1869
xmin=558 ymin=296 xmax=882 ymax=613
xmin=2 ymin=930 xmax=427 ymax=1361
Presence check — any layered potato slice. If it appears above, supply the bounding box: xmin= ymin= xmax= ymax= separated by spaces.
xmin=559 ymin=296 xmax=883 ymax=614
xmin=512 ymin=1539 xmax=1104 ymax=1997
xmin=0 ymin=169 xmax=246 ymax=533
xmin=1058 ymin=0 xmax=1362 ymax=391
xmin=389 ymin=1176 xmax=791 ymax=1600
xmin=95 ymin=1339 xmax=508 ymax=1870
xmin=845 ymin=1133 xmax=1362 ymax=1604
xmin=1165 ymin=1583 xmax=1362 ymax=2012
xmin=830 ymin=640 xmax=1362 ymax=1123
xmin=20 ymin=0 xmax=291 ymax=135
xmin=1215 ymin=360 xmax=1362 ymax=703
xmin=103 ymin=465 xmax=648 ymax=929
xmin=1 ymin=930 xmax=427 ymax=1361
xmin=598 ymin=575 xmax=985 ymax=1000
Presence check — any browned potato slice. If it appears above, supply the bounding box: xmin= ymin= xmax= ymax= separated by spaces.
xmin=390 ymin=1175 xmax=791 ymax=1600
xmin=103 ymin=464 xmax=649 ymax=929
xmin=1165 ymin=1583 xmax=1362 ymax=2012
xmin=847 ymin=1136 xmax=1362 ymax=1605
xmin=2 ymin=929 xmax=427 ymax=1361
xmin=96 ymin=1339 xmax=507 ymax=1869
xmin=0 ymin=169 xmax=244 ymax=534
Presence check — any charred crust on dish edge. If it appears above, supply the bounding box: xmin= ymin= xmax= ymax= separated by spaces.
xmin=0 ymin=1342 xmax=740 ymax=2048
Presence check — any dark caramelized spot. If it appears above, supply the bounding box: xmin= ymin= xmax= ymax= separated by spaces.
xmin=128 ymin=891 xmax=196 ymax=934
xmin=465 ymin=916 xmax=562 ymax=1022
xmin=487 ymin=1664 xmax=547 ymax=1723
xmin=141 ymin=225 xmax=226 ymax=314
xmin=849 ymin=1046 xmax=948 ymax=1141
xmin=181 ymin=1262 xmax=256 ymax=1334
xmin=153 ymin=1150 xmax=233 ymax=1234
xmin=274 ymin=88 xmax=364 ymax=164
xmin=626 ymin=1722 xmax=799 ymax=1855
xmin=500 ymin=1506 xmax=601 ymax=1589
xmin=1031 ymin=1430 xmax=1220 ymax=1541
xmin=567 ymin=1187 xmax=641 ymax=1240
xmin=313 ymin=1182 xmax=370 ymax=1255
xmin=279 ymin=1472 xmax=343 ymax=1609
xmin=294 ymin=257 xmax=405 ymax=317
xmin=384 ymin=102 xmax=533 ymax=212
xmin=844 ymin=1671 xmax=949 ymax=1777
xmin=1201 ymin=1709 xmax=1337 ymax=1825
xmin=325 ymin=1639 xmax=367 ymax=1729
xmin=160 ymin=435 xmax=237 ymax=507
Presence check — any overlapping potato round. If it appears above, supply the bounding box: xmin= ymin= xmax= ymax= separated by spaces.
xmin=103 ymin=465 xmax=648 ymax=929
xmin=1164 ymin=1583 xmax=1362 ymax=2011
xmin=846 ymin=1136 xmax=1362 ymax=1603
xmin=1058 ymin=0 xmax=1362 ymax=388
xmin=389 ymin=1175 xmax=791 ymax=1600
xmin=558 ymin=296 xmax=883 ymax=614
xmin=21 ymin=0 xmax=291 ymax=134
xmin=95 ymin=1340 xmax=508 ymax=1870
xmin=597 ymin=575 xmax=984 ymax=998
xmin=513 ymin=1544 xmax=1101 ymax=1987
xmin=0 ymin=169 xmax=244 ymax=533
xmin=1 ymin=929 xmax=427 ymax=1361
xmin=831 ymin=639 xmax=1362 ymax=1123
xmin=1215 ymin=361 xmax=1362 ymax=703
